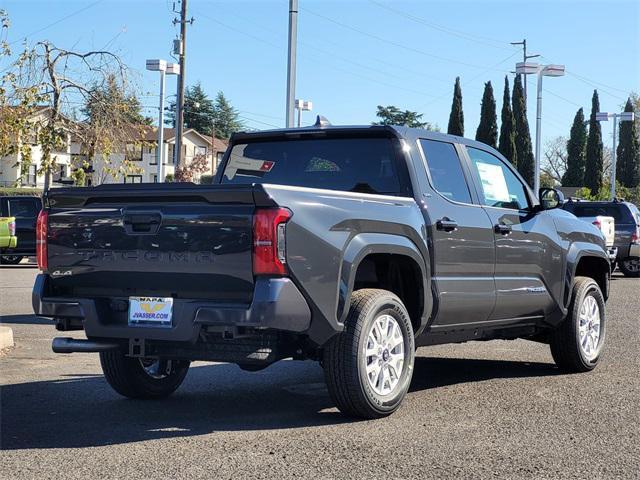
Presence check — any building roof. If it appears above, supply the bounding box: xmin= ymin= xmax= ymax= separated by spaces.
xmin=140 ymin=127 xmax=228 ymax=150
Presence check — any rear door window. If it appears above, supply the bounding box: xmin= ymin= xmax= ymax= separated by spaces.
xmin=221 ymin=137 xmax=409 ymax=196
xmin=7 ymin=199 xmax=38 ymax=218
xmin=419 ymin=139 xmax=472 ymax=204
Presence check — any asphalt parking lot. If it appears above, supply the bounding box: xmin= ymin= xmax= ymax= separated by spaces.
xmin=1 ymin=263 xmax=638 ymax=479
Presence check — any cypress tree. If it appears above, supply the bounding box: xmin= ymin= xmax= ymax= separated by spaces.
xmin=584 ymin=90 xmax=604 ymax=195
xmin=562 ymin=108 xmax=587 ymax=186
xmin=512 ymin=74 xmax=535 ymax=188
xmin=476 ymin=81 xmax=498 ymax=147
xmin=447 ymin=77 xmax=464 ymax=136
xmin=498 ymin=76 xmax=517 ymax=167
xmin=616 ymin=98 xmax=640 ymax=188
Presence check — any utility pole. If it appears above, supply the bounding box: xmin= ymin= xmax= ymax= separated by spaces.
xmin=173 ymin=0 xmax=193 ymax=168
xmin=286 ymin=0 xmax=298 ymax=128
xmin=510 ymin=39 xmax=540 ymax=104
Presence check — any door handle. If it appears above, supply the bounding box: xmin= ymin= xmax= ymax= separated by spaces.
xmin=494 ymin=223 xmax=512 ymax=235
xmin=436 ymin=218 xmax=458 ymax=232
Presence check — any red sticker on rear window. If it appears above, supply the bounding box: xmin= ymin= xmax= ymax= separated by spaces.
xmin=260 ymin=161 xmax=275 ymax=172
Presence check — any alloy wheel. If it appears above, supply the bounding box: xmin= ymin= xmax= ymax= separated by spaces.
xmin=363 ymin=314 xmax=405 ymax=396
xmin=578 ymin=295 xmax=601 ymax=361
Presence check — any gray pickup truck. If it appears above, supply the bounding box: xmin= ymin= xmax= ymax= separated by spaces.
xmin=33 ymin=123 xmax=610 ymax=418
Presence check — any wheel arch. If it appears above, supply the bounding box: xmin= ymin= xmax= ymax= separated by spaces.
xmin=566 ymin=244 xmax=611 ymax=306
xmin=338 ymin=233 xmax=431 ymax=336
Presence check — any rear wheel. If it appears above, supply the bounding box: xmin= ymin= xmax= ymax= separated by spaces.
xmin=323 ymin=289 xmax=415 ymax=419
xmin=0 ymin=255 xmax=23 ymax=265
xmin=619 ymin=257 xmax=640 ymax=277
xmin=99 ymin=350 xmax=190 ymax=399
xmin=550 ymin=276 xmax=605 ymax=373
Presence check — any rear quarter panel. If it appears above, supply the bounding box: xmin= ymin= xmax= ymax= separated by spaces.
xmin=262 ymin=184 xmax=428 ymax=343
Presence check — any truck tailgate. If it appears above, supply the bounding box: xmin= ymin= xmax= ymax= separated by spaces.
xmin=45 ymin=184 xmax=273 ymax=303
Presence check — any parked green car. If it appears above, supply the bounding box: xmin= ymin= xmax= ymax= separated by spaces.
xmin=0 ymin=217 xmax=17 ymax=250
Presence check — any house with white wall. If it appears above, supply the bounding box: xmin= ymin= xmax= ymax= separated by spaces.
xmin=0 ymin=106 xmax=75 ymax=188
xmin=0 ymin=109 xmax=229 ymax=187
xmin=91 ymin=127 xmax=228 ymax=185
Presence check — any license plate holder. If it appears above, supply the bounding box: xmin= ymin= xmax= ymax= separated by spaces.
xmin=128 ymin=296 xmax=173 ymax=328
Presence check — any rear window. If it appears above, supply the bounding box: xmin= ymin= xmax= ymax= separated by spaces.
xmin=567 ymin=204 xmax=634 ymax=223
xmin=220 ymin=137 xmax=408 ymax=196
xmin=8 ymin=199 xmax=38 ymax=218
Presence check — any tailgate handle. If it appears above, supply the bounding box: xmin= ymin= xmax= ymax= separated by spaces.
xmin=123 ymin=212 xmax=162 ymax=234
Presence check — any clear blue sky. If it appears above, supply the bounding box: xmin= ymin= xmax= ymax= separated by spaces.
xmin=2 ymin=0 xmax=638 ymax=149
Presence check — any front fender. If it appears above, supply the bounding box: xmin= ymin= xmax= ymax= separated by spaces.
xmin=338 ymin=232 xmax=431 ymax=333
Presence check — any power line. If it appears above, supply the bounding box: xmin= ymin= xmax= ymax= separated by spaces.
xmin=8 ymin=0 xmax=104 ymax=46
xmin=200 ymin=7 xmax=452 ymax=85
xmin=195 ymin=11 xmax=439 ymax=99
xmin=417 ymin=50 xmax=519 ymax=109
xmin=367 ymin=0 xmax=513 ymax=51
xmin=301 ymin=7 xmax=513 ymax=72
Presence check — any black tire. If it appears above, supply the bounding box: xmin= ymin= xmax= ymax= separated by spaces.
xmin=99 ymin=350 xmax=190 ymax=399
xmin=549 ymin=276 xmax=606 ymax=373
xmin=0 ymin=255 xmax=23 ymax=265
xmin=618 ymin=257 xmax=640 ymax=277
xmin=323 ymin=289 xmax=415 ymax=419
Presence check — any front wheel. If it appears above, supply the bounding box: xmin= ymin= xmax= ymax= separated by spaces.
xmin=618 ymin=257 xmax=640 ymax=277
xmin=99 ymin=350 xmax=190 ymax=399
xmin=549 ymin=276 xmax=605 ymax=373
xmin=323 ymin=289 xmax=415 ymax=419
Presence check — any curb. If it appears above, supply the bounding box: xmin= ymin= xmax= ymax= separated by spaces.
xmin=0 ymin=326 xmax=14 ymax=350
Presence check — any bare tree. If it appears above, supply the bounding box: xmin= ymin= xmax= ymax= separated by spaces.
xmin=542 ymin=136 xmax=568 ymax=185
xmin=16 ymin=40 xmax=144 ymax=189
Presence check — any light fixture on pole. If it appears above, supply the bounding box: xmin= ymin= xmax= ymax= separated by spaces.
xmin=517 ymin=62 xmax=565 ymax=193
xmin=596 ymin=110 xmax=635 ymax=200
xmin=295 ymin=99 xmax=313 ymax=127
xmin=146 ymin=59 xmax=180 ymax=183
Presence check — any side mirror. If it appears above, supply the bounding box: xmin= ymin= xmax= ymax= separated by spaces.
xmin=539 ymin=188 xmax=564 ymax=210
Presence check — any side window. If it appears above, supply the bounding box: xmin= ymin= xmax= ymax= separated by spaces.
xmin=8 ymin=199 xmax=38 ymax=218
xmin=467 ymin=147 xmax=529 ymax=210
xmin=419 ymin=139 xmax=472 ymax=204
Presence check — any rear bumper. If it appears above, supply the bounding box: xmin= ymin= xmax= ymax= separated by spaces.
xmin=629 ymin=244 xmax=640 ymax=258
xmin=33 ymin=274 xmax=311 ymax=343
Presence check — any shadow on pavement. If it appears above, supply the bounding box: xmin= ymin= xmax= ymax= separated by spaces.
xmin=0 ymin=314 xmax=51 ymax=325
xmin=1 ymin=356 xmax=559 ymax=450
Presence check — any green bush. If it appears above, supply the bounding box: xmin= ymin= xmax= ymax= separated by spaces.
xmin=200 ymin=174 xmax=214 ymax=184
xmin=572 ymin=182 xmax=640 ymax=205
xmin=0 ymin=187 xmax=42 ymax=197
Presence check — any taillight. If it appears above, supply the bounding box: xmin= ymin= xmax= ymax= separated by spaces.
xmin=253 ymin=207 xmax=292 ymax=276
xmin=36 ymin=210 xmax=48 ymax=271
xmin=632 ymin=231 xmax=639 ymax=244
xmin=8 ymin=220 xmax=15 ymax=237
xmin=592 ymin=220 xmax=601 ymax=228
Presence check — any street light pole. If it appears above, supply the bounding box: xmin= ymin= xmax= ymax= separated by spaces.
xmin=518 ymin=62 xmax=565 ymax=194
xmin=295 ymin=99 xmax=312 ymax=127
xmin=286 ymin=0 xmax=298 ymax=128
xmin=147 ymin=60 xmax=180 ymax=183
xmin=596 ymin=111 xmax=635 ymax=200
xmin=157 ymin=68 xmax=166 ymax=182
xmin=534 ymin=69 xmax=544 ymax=193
